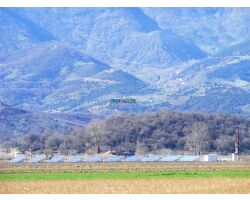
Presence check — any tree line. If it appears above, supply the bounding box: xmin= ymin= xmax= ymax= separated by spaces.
xmin=2 ymin=110 xmax=250 ymax=155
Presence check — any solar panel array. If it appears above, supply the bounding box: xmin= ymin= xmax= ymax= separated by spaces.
xmin=30 ymin=155 xmax=46 ymax=163
xmin=48 ymin=155 xmax=64 ymax=163
xmin=141 ymin=155 xmax=160 ymax=162
xmin=88 ymin=155 xmax=102 ymax=162
xmin=10 ymin=155 xmax=26 ymax=163
xmin=122 ymin=156 xmax=141 ymax=162
xmin=105 ymin=155 xmax=123 ymax=162
xmin=8 ymin=154 xmax=212 ymax=163
xmin=66 ymin=155 xmax=83 ymax=163
xmin=160 ymin=156 xmax=181 ymax=162
xmin=179 ymin=156 xmax=200 ymax=162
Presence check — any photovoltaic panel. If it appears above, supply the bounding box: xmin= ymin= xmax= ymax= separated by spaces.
xmin=122 ymin=156 xmax=141 ymax=162
xmin=105 ymin=155 xmax=123 ymax=162
xmin=30 ymin=155 xmax=46 ymax=163
xmin=160 ymin=156 xmax=181 ymax=162
xmin=81 ymin=157 xmax=89 ymax=162
xmin=179 ymin=156 xmax=200 ymax=162
xmin=88 ymin=155 xmax=102 ymax=162
xmin=48 ymin=155 xmax=64 ymax=163
xmin=66 ymin=155 xmax=83 ymax=163
xmin=10 ymin=155 xmax=26 ymax=163
xmin=204 ymin=154 xmax=218 ymax=162
xmin=141 ymin=155 xmax=160 ymax=162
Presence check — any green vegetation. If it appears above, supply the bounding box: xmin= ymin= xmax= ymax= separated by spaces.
xmin=1 ymin=171 xmax=250 ymax=181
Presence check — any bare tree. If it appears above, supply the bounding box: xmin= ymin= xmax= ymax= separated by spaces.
xmin=59 ymin=135 xmax=73 ymax=155
xmin=187 ymin=122 xmax=209 ymax=155
xmin=85 ymin=120 xmax=106 ymax=154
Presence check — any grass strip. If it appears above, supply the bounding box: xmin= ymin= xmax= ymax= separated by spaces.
xmin=1 ymin=171 xmax=250 ymax=181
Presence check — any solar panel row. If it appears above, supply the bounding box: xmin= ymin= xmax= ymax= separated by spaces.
xmin=160 ymin=156 xmax=181 ymax=162
xmin=66 ymin=156 xmax=83 ymax=163
xmin=48 ymin=155 xmax=64 ymax=163
xmin=30 ymin=155 xmax=46 ymax=163
xmin=10 ymin=155 xmax=26 ymax=163
xmin=122 ymin=156 xmax=141 ymax=162
xmin=105 ymin=155 xmax=124 ymax=162
xmin=141 ymin=155 xmax=160 ymax=162
xmin=9 ymin=155 xmax=206 ymax=163
xmin=179 ymin=156 xmax=200 ymax=162
xmin=88 ymin=155 xmax=102 ymax=162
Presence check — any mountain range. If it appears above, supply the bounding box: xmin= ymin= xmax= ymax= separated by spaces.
xmin=143 ymin=8 xmax=250 ymax=53
xmin=0 ymin=41 xmax=156 ymax=114
xmin=0 ymin=8 xmax=54 ymax=62
xmin=170 ymin=40 xmax=250 ymax=116
xmin=0 ymin=7 xmax=250 ymax=136
xmin=0 ymin=101 xmax=104 ymax=140
xmin=11 ymin=8 xmax=207 ymax=77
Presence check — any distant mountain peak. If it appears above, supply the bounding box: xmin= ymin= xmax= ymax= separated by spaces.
xmin=0 ymin=8 xmax=55 ymax=62
xmin=1 ymin=8 xmax=55 ymax=42
xmin=125 ymin=7 xmax=160 ymax=33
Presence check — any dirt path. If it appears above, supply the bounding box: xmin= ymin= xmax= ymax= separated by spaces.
xmin=1 ymin=178 xmax=250 ymax=194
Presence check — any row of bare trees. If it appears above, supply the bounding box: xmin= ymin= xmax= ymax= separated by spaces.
xmin=3 ymin=111 xmax=250 ymax=155
xmin=79 ymin=111 xmax=250 ymax=155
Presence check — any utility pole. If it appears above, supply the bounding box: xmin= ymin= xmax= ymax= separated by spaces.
xmin=234 ymin=126 xmax=240 ymax=161
xmin=30 ymin=147 xmax=32 ymax=159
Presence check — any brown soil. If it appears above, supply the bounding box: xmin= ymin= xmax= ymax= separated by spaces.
xmin=1 ymin=178 xmax=250 ymax=194
xmin=1 ymin=161 xmax=250 ymax=173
